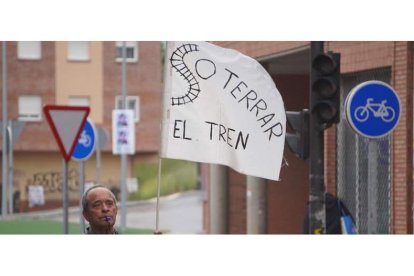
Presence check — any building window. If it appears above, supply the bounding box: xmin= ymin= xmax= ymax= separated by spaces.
xmin=116 ymin=41 xmax=138 ymax=63
xmin=18 ymin=96 xmax=42 ymax=121
xmin=67 ymin=41 xmax=90 ymax=61
xmin=115 ymin=96 xmax=140 ymax=122
xmin=17 ymin=41 xmax=41 ymax=60
xmin=68 ymin=96 xmax=90 ymax=107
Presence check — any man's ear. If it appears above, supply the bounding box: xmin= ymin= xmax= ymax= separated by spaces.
xmin=83 ymin=210 xmax=90 ymax=222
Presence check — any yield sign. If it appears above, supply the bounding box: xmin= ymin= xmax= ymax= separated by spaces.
xmin=43 ymin=105 xmax=90 ymax=161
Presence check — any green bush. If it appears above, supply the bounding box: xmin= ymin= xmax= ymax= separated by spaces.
xmin=129 ymin=158 xmax=198 ymax=200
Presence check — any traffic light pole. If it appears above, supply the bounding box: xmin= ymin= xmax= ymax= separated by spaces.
xmin=308 ymin=41 xmax=326 ymax=234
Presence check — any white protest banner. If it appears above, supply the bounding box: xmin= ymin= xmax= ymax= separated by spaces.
xmin=161 ymin=42 xmax=286 ymax=180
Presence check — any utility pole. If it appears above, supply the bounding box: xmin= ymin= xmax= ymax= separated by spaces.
xmin=2 ymin=41 xmax=8 ymax=217
xmin=120 ymin=41 xmax=128 ymax=233
xmin=247 ymin=176 xmax=267 ymax=234
xmin=209 ymin=164 xmax=228 ymax=234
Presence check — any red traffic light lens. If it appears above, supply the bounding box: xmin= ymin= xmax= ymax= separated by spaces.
xmin=312 ymin=54 xmax=337 ymax=75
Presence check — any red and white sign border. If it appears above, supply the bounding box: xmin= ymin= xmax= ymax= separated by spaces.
xmin=43 ymin=105 xmax=90 ymax=161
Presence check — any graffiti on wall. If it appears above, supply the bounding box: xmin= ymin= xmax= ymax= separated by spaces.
xmin=27 ymin=169 xmax=80 ymax=194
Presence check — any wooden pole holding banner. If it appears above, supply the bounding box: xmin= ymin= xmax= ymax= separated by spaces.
xmin=154 ymin=158 xmax=162 ymax=234
xmin=160 ymin=41 xmax=286 ymax=233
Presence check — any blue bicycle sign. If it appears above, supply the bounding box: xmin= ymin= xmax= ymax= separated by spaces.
xmin=354 ymin=98 xmax=395 ymax=123
xmin=345 ymin=81 xmax=400 ymax=139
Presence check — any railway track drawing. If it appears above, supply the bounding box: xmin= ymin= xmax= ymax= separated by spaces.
xmin=170 ymin=43 xmax=202 ymax=106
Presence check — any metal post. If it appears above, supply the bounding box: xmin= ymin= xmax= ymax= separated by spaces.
xmin=79 ymin=161 xmax=85 ymax=233
xmin=247 ymin=176 xmax=267 ymax=234
xmin=120 ymin=41 xmax=127 ymax=233
xmin=2 ymin=41 xmax=8 ymax=217
xmin=96 ymin=130 xmax=101 ymax=185
xmin=209 ymin=164 xmax=228 ymax=234
xmin=63 ymin=159 xmax=69 ymax=234
xmin=367 ymin=140 xmax=379 ymax=234
xmin=155 ymin=157 xmax=162 ymax=233
xmin=308 ymin=41 xmax=326 ymax=234
xmin=95 ymin=127 xmax=108 ymax=186
xmin=7 ymin=121 xmax=13 ymax=214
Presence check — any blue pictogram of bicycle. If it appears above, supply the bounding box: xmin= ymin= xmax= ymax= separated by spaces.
xmin=354 ymin=98 xmax=395 ymax=123
xmin=345 ymin=81 xmax=400 ymax=139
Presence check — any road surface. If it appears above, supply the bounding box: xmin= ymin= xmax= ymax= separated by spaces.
xmin=8 ymin=189 xmax=204 ymax=234
xmin=77 ymin=189 xmax=203 ymax=234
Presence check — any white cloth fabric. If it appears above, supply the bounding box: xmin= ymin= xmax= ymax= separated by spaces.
xmin=161 ymin=41 xmax=286 ymax=180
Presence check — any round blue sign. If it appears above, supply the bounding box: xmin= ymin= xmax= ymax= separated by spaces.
xmin=72 ymin=118 xmax=96 ymax=161
xmin=345 ymin=81 xmax=400 ymax=139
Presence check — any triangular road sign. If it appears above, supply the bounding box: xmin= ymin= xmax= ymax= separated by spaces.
xmin=43 ymin=105 xmax=90 ymax=161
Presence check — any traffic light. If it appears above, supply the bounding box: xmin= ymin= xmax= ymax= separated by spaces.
xmin=285 ymin=109 xmax=309 ymax=160
xmin=311 ymin=52 xmax=341 ymax=129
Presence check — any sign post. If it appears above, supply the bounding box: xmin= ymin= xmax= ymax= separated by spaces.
xmin=345 ymin=80 xmax=400 ymax=233
xmin=43 ymin=105 xmax=90 ymax=234
xmin=7 ymin=120 xmax=25 ymax=214
xmin=112 ymin=108 xmax=135 ymax=233
xmin=96 ymin=127 xmax=108 ymax=186
xmin=72 ymin=118 xmax=96 ymax=233
xmin=0 ymin=120 xmax=25 ymax=214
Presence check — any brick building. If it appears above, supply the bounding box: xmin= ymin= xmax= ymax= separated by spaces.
xmin=0 ymin=41 xmax=161 ymax=212
xmin=202 ymin=41 xmax=413 ymax=234
xmin=1 ymin=41 xmax=412 ymax=234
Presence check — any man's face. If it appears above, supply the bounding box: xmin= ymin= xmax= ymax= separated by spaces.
xmin=83 ymin=187 xmax=117 ymax=229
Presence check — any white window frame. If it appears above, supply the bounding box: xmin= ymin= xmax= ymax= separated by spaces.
xmin=115 ymin=96 xmax=140 ymax=122
xmin=18 ymin=95 xmax=42 ymax=122
xmin=17 ymin=41 xmax=42 ymax=60
xmin=116 ymin=41 xmax=138 ymax=63
xmin=67 ymin=41 xmax=90 ymax=61
xmin=68 ymin=96 xmax=90 ymax=107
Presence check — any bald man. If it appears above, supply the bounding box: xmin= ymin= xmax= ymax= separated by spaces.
xmin=82 ymin=185 xmax=119 ymax=234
